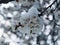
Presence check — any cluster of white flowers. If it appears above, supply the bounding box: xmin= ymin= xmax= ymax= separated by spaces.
xmin=0 ymin=0 xmax=60 ymax=45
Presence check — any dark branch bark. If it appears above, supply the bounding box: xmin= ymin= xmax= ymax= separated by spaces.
xmin=38 ymin=0 xmax=57 ymax=17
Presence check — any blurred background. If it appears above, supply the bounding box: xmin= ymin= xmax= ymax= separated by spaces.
xmin=0 ymin=0 xmax=60 ymax=45
xmin=0 ymin=0 xmax=14 ymax=3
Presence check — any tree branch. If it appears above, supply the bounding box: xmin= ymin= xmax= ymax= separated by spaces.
xmin=38 ymin=0 xmax=57 ymax=17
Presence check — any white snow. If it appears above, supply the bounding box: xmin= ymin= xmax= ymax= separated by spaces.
xmin=48 ymin=15 xmax=53 ymax=20
xmin=0 ymin=28 xmax=4 ymax=37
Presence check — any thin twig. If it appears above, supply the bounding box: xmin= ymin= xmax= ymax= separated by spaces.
xmin=38 ymin=0 xmax=57 ymax=17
